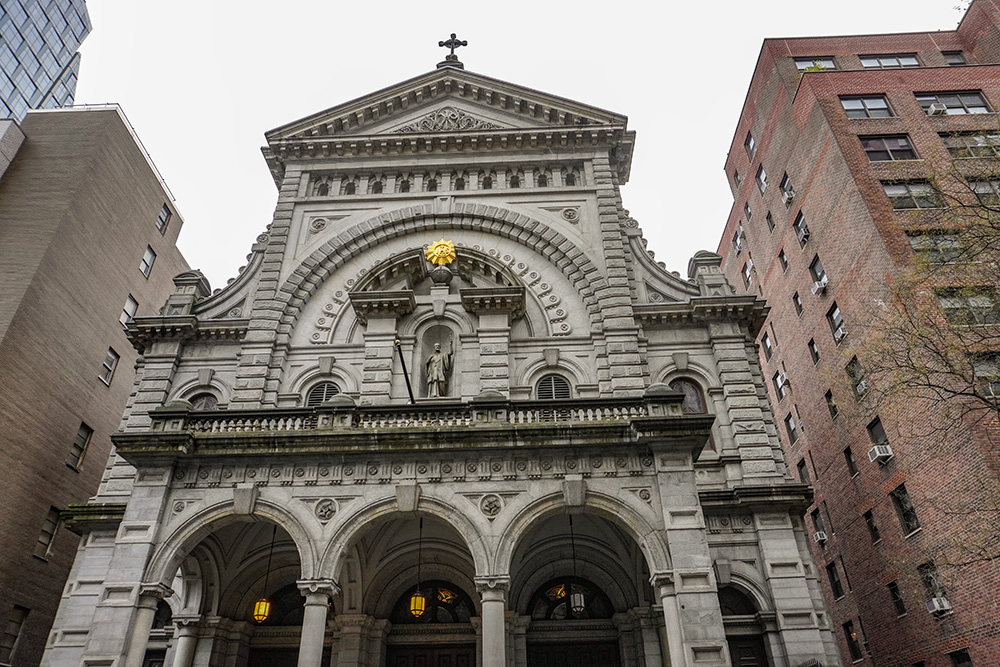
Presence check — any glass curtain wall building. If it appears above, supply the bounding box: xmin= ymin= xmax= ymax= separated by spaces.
xmin=0 ymin=0 xmax=91 ymax=121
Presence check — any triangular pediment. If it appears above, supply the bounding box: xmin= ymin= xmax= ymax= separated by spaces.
xmin=265 ymin=67 xmax=628 ymax=143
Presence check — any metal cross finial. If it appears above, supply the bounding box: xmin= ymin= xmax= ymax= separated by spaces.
xmin=439 ymin=33 xmax=467 ymax=56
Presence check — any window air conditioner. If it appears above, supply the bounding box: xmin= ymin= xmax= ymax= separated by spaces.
xmin=855 ymin=378 xmax=870 ymax=395
xmin=834 ymin=324 xmax=848 ymax=342
xmin=926 ymin=597 xmax=952 ymax=615
xmin=928 ymin=103 xmax=948 ymax=116
xmin=797 ymin=228 xmax=810 ymax=243
xmin=811 ymin=278 xmax=829 ymax=295
xmin=777 ymin=373 xmax=788 ymax=388
xmin=782 ymin=189 xmax=796 ymax=205
xmin=868 ymin=444 xmax=894 ymax=463
xmin=813 ymin=531 xmax=828 ymax=544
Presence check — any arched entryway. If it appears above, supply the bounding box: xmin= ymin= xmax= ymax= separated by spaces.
xmin=719 ymin=586 xmax=771 ymax=667
xmin=385 ymin=580 xmax=477 ymax=667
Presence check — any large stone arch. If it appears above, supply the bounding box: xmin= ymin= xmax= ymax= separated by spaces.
xmin=144 ymin=500 xmax=318 ymax=586
xmin=495 ymin=490 xmax=671 ymax=579
xmin=262 ymin=203 xmax=606 ymax=347
xmin=317 ymin=491 xmax=492 ymax=583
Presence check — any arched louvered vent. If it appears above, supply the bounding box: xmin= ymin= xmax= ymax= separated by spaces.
xmin=537 ymin=374 xmax=571 ymax=400
xmin=306 ymin=382 xmax=341 ymax=407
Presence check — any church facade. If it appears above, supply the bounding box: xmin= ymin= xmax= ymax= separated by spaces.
xmin=43 ymin=57 xmax=840 ymax=667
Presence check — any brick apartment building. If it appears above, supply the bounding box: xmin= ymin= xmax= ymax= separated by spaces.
xmin=716 ymin=2 xmax=1000 ymax=666
xmin=0 ymin=107 xmax=188 ymax=665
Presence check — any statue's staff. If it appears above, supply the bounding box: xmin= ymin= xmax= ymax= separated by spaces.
xmin=394 ymin=339 xmax=416 ymax=404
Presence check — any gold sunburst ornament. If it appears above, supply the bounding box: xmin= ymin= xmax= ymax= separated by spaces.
xmin=425 ymin=239 xmax=456 ymax=265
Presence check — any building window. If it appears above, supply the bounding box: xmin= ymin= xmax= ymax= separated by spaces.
xmin=796 ymin=458 xmax=810 ymax=483
xmin=741 ymin=257 xmax=754 ymax=289
xmin=564 ymin=172 xmax=576 ymax=186
xmin=399 ymin=178 xmax=412 ymax=192
xmin=733 ymin=225 xmax=746 ymax=255
xmin=844 ymin=446 xmax=858 ymax=476
xmin=120 ymin=294 xmax=138 ymax=328
xmin=936 ymin=287 xmax=1000 ymax=325
xmin=190 ymin=393 xmax=219 ymax=410
xmin=744 ymin=132 xmax=756 ymax=161
xmin=809 ymin=255 xmax=828 ymax=284
xmin=918 ymin=561 xmax=945 ymax=599
xmin=795 ymin=57 xmax=835 ymax=71
xmin=155 ymin=203 xmax=171 ymax=233
xmin=847 ymin=356 xmax=868 ymax=398
xmin=916 ymin=91 xmax=990 ymax=115
xmin=841 ymin=95 xmax=893 ymax=119
xmin=306 ymin=381 xmax=341 ymax=407
xmin=785 ymin=414 xmax=799 ymax=444
xmin=907 ymin=231 xmax=961 ymax=263
xmin=864 ymin=510 xmax=882 ymax=543
xmin=454 ymin=177 xmax=466 ymax=190
xmin=779 ymin=173 xmax=795 ymax=205
xmin=778 ymin=249 xmax=788 ymax=272
xmin=425 ymin=178 xmax=437 ymax=192
xmin=861 ymin=135 xmax=917 ymax=161
xmin=773 ymin=371 xmax=789 ymax=400
xmin=509 ymin=174 xmax=520 ymax=189
xmin=860 ymin=53 xmax=919 ymax=69
xmin=948 ymin=649 xmax=974 ymax=667
xmin=940 ymin=131 xmax=1000 ymax=158
xmin=371 ymin=180 xmax=384 ymax=193
xmin=887 ymin=581 xmax=906 ymax=615
xmin=99 ymin=348 xmax=119 ymax=385
xmin=0 ymin=605 xmax=29 ymax=664
xmin=867 ymin=417 xmax=888 ymax=445
xmin=973 ymin=354 xmax=1000 ymax=400
xmin=535 ymin=174 xmax=547 ymax=188
xmin=970 ymin=179 xmax=1000 ymax=206
xmin=33 ymin=507 xmax=60 ymax=558
xmin=755 ymin=165 xmax=768 ymax=193
xmin=793 ymin=212 xmax=810 ymax=246
xmin=744 ymin=202 xmax=752 ymax=221
xmin=827 ymin=303 xmax=847 ymax=342
xmin=537 ymin=374 xmax=571 ymax=400
xmin=842 ymin=621 xmax=864 ymax=661
xmin=882 ymin=181 xmax=943 ymax=209
xmin=808 ymin=339 xmax=820 ymax=363
xmin=766 ymin=211 xmax=775 ymax=231
xmin=811 ymin=508 xmax=826 ymax=534
xmin=761 ymin=332 xmax=774 ymax=360
xmin=942 ymin=50 xmax=967 ymax=65
xmin=827 ymin=563 xmax=844 ymax=598
xmin=140 ymin=246 xmax=156 ymax=278
xmin=68 ymin=422 xmax=93 ymax=469
xmin=891 ymin=484 xmax=921 ymax=535
xmin=792 ymin=291 xmax=803 ymax=315
xmin=669 ymin=378 xmax=707 ymax=414
xmin=825 ymin=390 xmax=839 ymax=418
xmin=733 ymin=170 xmax=741 ymax=189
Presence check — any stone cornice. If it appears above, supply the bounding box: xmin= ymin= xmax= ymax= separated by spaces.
xmin=348 ymin=290 xmax=417 ymax=324
xmin=460 ymin=287 xmax=525 ymax=318
xmin=126 ymin=316 xmax=250 ymax=354
xmin=60 ymin=502 xmax=127 ymax=536
xmin=633 ymin=296 xmax=769 ymax=336
xmin=699 ymin=483 xmax=813 ymax=513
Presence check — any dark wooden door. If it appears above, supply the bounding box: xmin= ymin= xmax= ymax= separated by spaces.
xmin=728 ymin=636 xmax=769 ymax=667
xmin=386 ymin=644 xmax=475 ymax=667
xmin=527 ymin=642 xmax=620 ymax=667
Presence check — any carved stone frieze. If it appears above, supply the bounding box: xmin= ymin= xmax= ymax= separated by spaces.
xmin=706 ymin=513 xmax=755 ymax=534
xmin=392 ymin=107 xmax=504 ymax=134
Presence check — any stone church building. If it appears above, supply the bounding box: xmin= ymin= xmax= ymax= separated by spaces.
xmin=42 ymin=54 xmax=841 ymax=667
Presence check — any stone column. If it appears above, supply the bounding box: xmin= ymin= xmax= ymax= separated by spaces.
xmin=335 ymin=614 xmax=373 ymax=667
xmin=123 ymin=583 xmax=173 ymax=667
xmin=476 ymin=577 xmax=509 ymax=667
xmin=297 ymin=579 xmax=339 ymax=667
xmin=171 ymin=616 xmax=201 ymax=667
xmin=653 ymin=576 xmax=686 ymax=667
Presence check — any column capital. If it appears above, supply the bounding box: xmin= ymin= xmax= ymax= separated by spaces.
xmin=476 ymin=575 xmax=510 ymax=600
xmin=649 ymin=571 xmax=675 ymax=596
xmin=297 ymin=578 xmax=340 ymax=601
xmin=139 ymin=582 xmax=174 ymax=601
xmin=173 ymin=615 xmax=202 ymax=629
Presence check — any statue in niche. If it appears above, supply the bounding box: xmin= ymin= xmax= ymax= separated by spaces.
xmin=424 ymin=341 xmax=454 ymax=398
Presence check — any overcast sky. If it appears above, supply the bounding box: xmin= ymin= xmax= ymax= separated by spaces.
xmin=74 ymin=1 xmax=963 ymax=290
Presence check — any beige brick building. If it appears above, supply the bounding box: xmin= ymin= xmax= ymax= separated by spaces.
xmin=0 ymin=106 xmax=188 ymax=665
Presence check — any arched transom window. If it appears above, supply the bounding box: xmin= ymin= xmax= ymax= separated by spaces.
xmin=391 ymin=581 xmax=475 ymax=624
xmin=669 ymin=378 xmax=707 ymax=414
xmin=536 ymin=374 xmax=571 ymax=400
xmin=306 ymin=382 xmax=341 ymax=407
xmin=528 ymin=577 xmax=613 ymax=620
xmin=190 ymin=393 xmax=218 ymax=410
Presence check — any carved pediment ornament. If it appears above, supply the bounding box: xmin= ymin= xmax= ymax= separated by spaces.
xmin=393 ymin=106 xmax=505 ymax=134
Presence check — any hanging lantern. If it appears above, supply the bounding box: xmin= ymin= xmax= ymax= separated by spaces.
xmin=410 ymin=589 xmax=426 ymax=617
xmin=570 ymin=587 xmax=586 ymax=616
xmin=253 ymin=597 xmax=271 ymax=623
